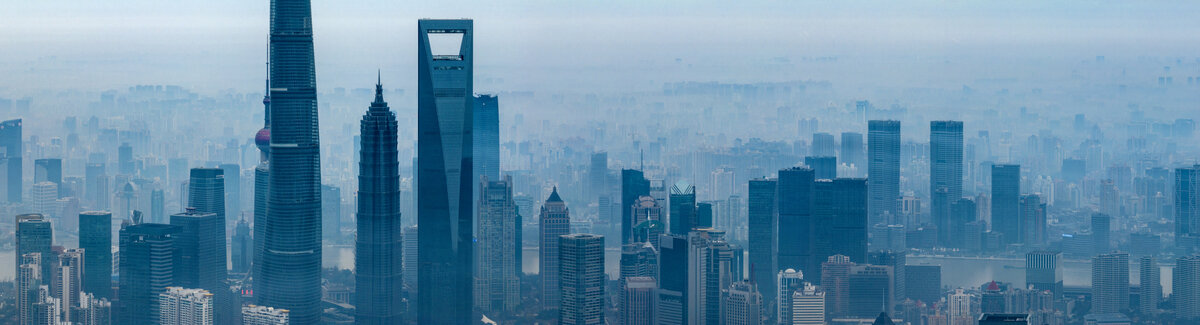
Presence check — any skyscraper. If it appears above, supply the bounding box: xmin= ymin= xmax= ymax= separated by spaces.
xmin=220 ymin=163 xmax=241 ymax=221
xmin=1091 ymin=252 xmax=1129 ymax=314
xmin=1092 ymin=213 xmax=1112 ymax=253
xmin=777 ymin=167 xmax=814 ymax=275
xmin=1175 ymin=165 xmax=1200 ymax=251
xmin=868 ymin=251 xmax=906 ymax=308
xmin=417 ymin=19 xmax=475 ymax=324
xmin=813 ymin=178 xmax=869 ymax=274
xmin=748 ymin=177 xmax=777 ymax=314
xmin=1139 ymin=256 xmax=1161 ymax=315
xmin=0 ymin=119 xmax=21 ymax=202
xmin=589 ymin=152 xmax=608 ymax=203
xmin=820 ymin=255 xmax=854 ymax=317
xmin=321 ymin=184 xmax=341 ymax=242
xmin=724 ymin=281 xmax=763 ymax=325
xmin=868 ymin=120 xmax=900 ymax=225
xmin=1019 ymin=194 xmax=1046 ymax=247
xmin=791 ymin=283 xmax=825 ymax=325
xmin=812 ymin=133 xmax=836 ymax=157
xmin=355 ymin=77 xmax=404 ymax=324
xmin=540 ymin=187 xmax=571 ymax=311
xmin=1024 ymin=250 xmax=1063 ymax=297
xmin=158 ymin=287 xmax=213 ymax=325
xmin=622 ymin=169 xmax=650 ymax=244
xmin=930 ymin=121 xmax=963 ymax=247
xmin=472 ymin=94 xmax=500 ymax=205
xmin=778 ymin=268 xmax=805 ymax=325
xmin=85 ymin=163 xmax=109 ymax=210
xmin=16 ymin=214 xmax=53 ymax=282
xmin=991 ymin=164 xmax=1021 ymax=245
xmin=169 ymin=208 xmax=226 ymax=297
xmin=79 ymin=211 xmax=113 ymax=299
xmin=657 ymin=234 xmax=688 ymax=325
xmin=18 ymin=253 xmax=42 ymax=325
xmin=34 ymin=158 xmax=64 ymax=198
xmin=804 ymin=156 xmax=837 ymax=180
xmin=622 ymin=276 xmax=656 ymax=325
xmin=475 ymin=176 xmax=520 ymax=313
xmin=258 ymin=0 xmax=324 ymax=321
xmin=669 ymin=181 xmax=696 ymax=235
xmin=118 ymin=223 xmax=181 ymax=325
xmin=187 ymin=167 xmax=225 ymax=229
xmin=1176 ymin=255 xmax=1200 ymax=321
xmin=559 ymin=233 xmax=605 ymax=325
xmin=841 ymin=132 xmax=865 ymax=174
xmin=231 ymin=217 xmax=251 ymax=275
xmin=118 ymin=143 xmax=134 ymax=175
xmin=847 ymin=264 xmax=894 ymax=318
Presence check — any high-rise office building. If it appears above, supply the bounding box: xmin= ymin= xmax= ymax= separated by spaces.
xmin=696 ymin=202 xmax=714 ymax=229
xmin=812 ymin=133 xmax=836 ymax=157
xmin=1175 ymin=165 xmax=1200 ymax=251
xmin=0 ymin=119 xmax=21 ymax=202
xmin=813 ymin=178 xmax=869 ymax=279
xmin=158 ymin=287 xmax=213 ymax=325
xmin=905 ymin=265 xmax=941 ymax=304
xmin=1092 ymin=213 xmax=1112 ymax=253
xmin=724 ymin=281 xmax=763 ymax=325
xmin=991 ymin=164 xmax=1021 ymax=245
xmin=417 ymin=19 xmax=475 ymax=324
xmin=1024 ymin=250 xmax=1063 ymax=297
xmin=1091 ymin=252 xmax=1129 ymax=314
xmin=187 ymin=167 xmax=225 ymax=227
xmin=219 ymin=163 xmax=241 ymax=221
xmin=321 ymin=184 xmax=341 ymax=242
xmin=868 ymin=251 xmax=906 ymax=307
xmin=868 ymin=120 xmax=900 ymax=225
xmin=35 ymin=158 xmax=64 ymax=198
xmin=1175 ymin=255 xmax=1200 ymax=320
xmin=622 ymin=276 xmax=655 ymax=325
xmin=820 ymin=255 xmax=854 ymax=318
xmin=1019 ymin=194 xmax=1046 ymax=247
xmin=118 ymin=143 xmax=134 ymax=175
xmin=474 ymin=176 xmax=520 ymax=313
xmin=31 ymin=182 xmax=59 ymax=217
xmin=841 ymin=132 xmax=865 ymax=173
xmin=631 ymin=195 xmax=664 ymax=248
xmin=257 ymin=0 xmax=324 ymax=322
xmin=559 ymin=233 xmax=605 ymax=325
xmin=589 ymin=152 xmax=608 ymax=202
xmin=231 ymin=217 xmax=251 ymax=275
xmin=151 ymin=189 xmax=165 ymax=223
xmin=18 ymin=253 xmax=42 ymax=325
xmin=777 ymin=167 xmax=815 ymax=276
xmin=242 ymin=305 xmax=290 ymax=325
xmin=79 ymin=211 xmax=112 ymax=299
xmin=748 ymin=177 xmax=778 ymax=315
xmin=58 ymin=248 xmax=85 ymax=323
xmin=473 ymin=94 xmax=500 ymax=218
xmin=402 ymin=225 xmax=419 ymax=297
xmin=690 ymin=228 xmax=736 ymax=324
xmin=622 ymin=169 xmax=650 ymax=244
xmin=949 ymin=198 xmax=976 ymax=249
xmin=1140 ymin=256 xmax=1161 ymax=315
xmin=791 ymin=283 xmax=825 ymax=325
xmin=355 ymin=78 xmax=403 ymax=324
xmin=778 ymin=268 xmax=806 ymax=325
xmin=669 ymin=181 xmax=696 ymax=235
xmin=118 ymin=223 xmax=181 ymax=324
xmin=658 ymin=234 xmax=688 ymax=325
xmin=170 ymin=208 xmax=225 ymax=293
xmin=85 ymin=163 xmax=109 ymax=210
xmin=540 ymin=187 xmax=570 ymax=311
xmin=930 ymin=121 xmax=963 ymax=247
xmin=805 ymin=156 xmax=837 ymax=180
xmin=847 ymin=264 xmax=894 ymax=318
xmin=17 ymin=214 xmax=54 ymax=282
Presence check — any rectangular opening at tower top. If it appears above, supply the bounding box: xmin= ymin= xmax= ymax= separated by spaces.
xmin=428 ymin=32 xmax=464 ymax=60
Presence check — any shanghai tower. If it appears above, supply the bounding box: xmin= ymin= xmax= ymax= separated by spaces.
xmin=356 ymin=76 xmax=403 ymax=324
xmin=258 ymin=0 xmax=323 ymax=323
xmin=417 ymin=19 xmax=475 ymax=324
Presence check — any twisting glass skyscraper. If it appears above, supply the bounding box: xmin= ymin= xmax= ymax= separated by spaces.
xmin=356 ymin=77 xmax=403 ymax=324
xmin=417 ymin=18 xmax=475 ymax=324
xmin=258 ymin=0 xmax=323 ymax=322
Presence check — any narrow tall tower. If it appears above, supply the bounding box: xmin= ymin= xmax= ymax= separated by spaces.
xmin=867 ymin=120 xmax=900 ymax=226
xmin=417 ymin=18 xmax=475 ymax=324
xmin=930 ymin=120 xmax=963 ymax=247
xmin=356 ymin=76 xmax=403 ymax=324
xmin=258 ymin=0 xmax=323 ymax=322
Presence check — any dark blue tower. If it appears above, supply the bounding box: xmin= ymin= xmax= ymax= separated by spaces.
xmin=356 ymin=76 xmax=403 ymax=324
xmin=417 ymin=19 xmax=475 ymax=324
xmin=258 ymin=0 xmax=323 ymax=322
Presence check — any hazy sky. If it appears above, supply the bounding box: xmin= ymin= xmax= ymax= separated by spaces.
xmin=2 ymin=1 xmax=1198 ymax=94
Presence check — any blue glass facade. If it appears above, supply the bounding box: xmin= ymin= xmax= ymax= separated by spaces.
xmin=356 ymin=79 xmax=404 ymax=324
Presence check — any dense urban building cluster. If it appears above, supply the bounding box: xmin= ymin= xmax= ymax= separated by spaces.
xmin=2 ymin=1 xmax=1200 ymax=325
